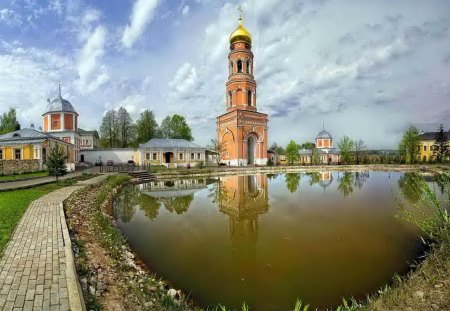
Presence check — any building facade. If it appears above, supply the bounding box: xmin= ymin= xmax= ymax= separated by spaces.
xmin=418 ymin=131 xmax=450 ymax=162
xmin=0 ymin=128 xmax=75 ymax=174
xmin=139 ymin=138 xmax=207 ymax=168
xmin=299 ymin=128 xmax=340 ymax=164
xmin=79 ymin=129 xmax=99 ymax=151
xmin=217 ymin=15 xmax=269 ymax=166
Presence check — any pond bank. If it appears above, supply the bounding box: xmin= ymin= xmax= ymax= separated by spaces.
xmin=65 ymin=175 xmax=195 ymax=311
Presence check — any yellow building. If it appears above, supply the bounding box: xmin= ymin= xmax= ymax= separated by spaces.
xmin=418 ymin=131 xmax=450 ymax=162
xmin=0 ymin=127 xmax=75 ymax=175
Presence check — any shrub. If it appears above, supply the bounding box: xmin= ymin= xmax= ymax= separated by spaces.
xmin=195 ymin=160 xmax=205 ymax=169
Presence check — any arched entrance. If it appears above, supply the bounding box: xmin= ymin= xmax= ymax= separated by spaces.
xmin=164 ymin=152 xmax=173 ymax=163
xmin=42 ymin=148 xmax=47 ymax=163
xmin=247 ymin=136 xmax=256 ymax=165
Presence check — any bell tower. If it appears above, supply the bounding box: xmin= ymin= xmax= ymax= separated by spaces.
xmin=217 ymin=10 xmax=269 ymax=166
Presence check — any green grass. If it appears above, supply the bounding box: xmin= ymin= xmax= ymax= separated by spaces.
xmin=0 ymin=183 xmax=62 ymax=254
xmin=0 ymin=171 xmax=48 ymax=181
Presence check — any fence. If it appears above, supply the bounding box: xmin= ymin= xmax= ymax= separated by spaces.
xmin=0 ymin=160 xmax=42 ymax=176
xmin=99 ymin=163 xmax=153 ymax=173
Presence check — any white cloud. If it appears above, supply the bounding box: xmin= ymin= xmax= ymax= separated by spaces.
xmin=0 ymin=8 xmax=21 ymax=26
xmin=168 ymin=63 xmax=198 ymax=94
xmin=77 ymin=25 xmax=110 ymax=92
xmin=122 ymin=0 xmax=160 ymax=48
xmin=181 ymin=5 xmax=190 ymax=16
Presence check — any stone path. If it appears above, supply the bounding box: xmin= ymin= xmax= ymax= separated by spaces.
xmin=0 ymin=175 xmax=107 ymax=311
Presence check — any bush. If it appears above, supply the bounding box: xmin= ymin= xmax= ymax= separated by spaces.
xmin=195 ymin=160 xmax=205 ymax=169
xmin=267 ymin=158 xmax=274 ymax=166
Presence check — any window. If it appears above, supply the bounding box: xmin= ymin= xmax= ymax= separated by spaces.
xmin=146 ymin=153 xmax=150 ymax=160
xmin=0 ymin=149 xmax=3 ymax=160
xmin=197 ymin=153 xmax=201 ymax=160
xmin=180 ymin=153 xmax=183 ymax=160
xmin=229 ymin=61 xmax=233 ymax=74
xmin=15 ymin=149 xmax=21 ymax=160
xmin=246 ymin=60 xmax=250 ymax=73
xmin=237 ymin=60 xmax=242 ymax=73
xmin=424 ymin=145 xmax=427 ymax=151
xmin=191 ymin=153 xmax=194 ymax=160
xmin=229 ymin=92 xmax=233 ymax=106
xmin=247 ymin=90 xmax=252 ymax=106
xmin=152 ymin=153 xmax=157 ymax=160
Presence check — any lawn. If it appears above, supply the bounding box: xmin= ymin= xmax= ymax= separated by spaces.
xmin=0 ymin=183 xmax=61 ymax=255
xmin=0 ymin=171 xmax=48 ymax=182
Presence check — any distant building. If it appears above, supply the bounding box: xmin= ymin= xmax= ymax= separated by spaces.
xmin=0 ymin=128 xmax=75 ymax=174
xmin=42 ymin=83 xmax=97 ymax=163
xmin=418 ymin=131 xmax=450 ymax=162
xmin=78 ymin=128 xmax=99 ymax=151
xmin=139 ymin=138 xmax=207 ymax=168
xmin=299 ymin=128 xmax=340 ymax=164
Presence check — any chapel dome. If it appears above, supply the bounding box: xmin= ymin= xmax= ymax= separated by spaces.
xmin=229 ymin=17 xmax=252 ymax=44
xmin=316 ymin=130 xmax=332 ymax=140
xmin=42 ymin=84 xmax=78 ymax=116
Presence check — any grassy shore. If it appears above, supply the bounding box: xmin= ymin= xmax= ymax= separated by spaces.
xmin=0 ymin=170 xmax=48 ymax=181
xmin=0 ymin=183 xmax=61 ymax=254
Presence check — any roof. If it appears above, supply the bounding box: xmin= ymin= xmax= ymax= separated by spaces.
xmin=0 ymin=128 xmax=72 ymax=146
xmin=78 ymin=128 xmax=99 ymax=137
xmin=139 ymin=139 xmax=205 ymax=150
xmin=43 ymin=96 xmax=78 ymax=115
xmin=316 ymin=129 xmax=333 ymax=139
xmin=419 ymin=131 xmax=450 ymax=141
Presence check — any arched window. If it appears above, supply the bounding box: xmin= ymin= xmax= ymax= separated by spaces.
xmin=246 ymin=60 xmax=250 ymax=73
xmin=237 ymin=60 xmax=242 ymax=73
xmin=229 ymin=61 xmax=233 ymax=75
xmin=247 ymin=90 xmax=252 ymax=106
xmin=229 ymin=91 xmax=233 ymax=106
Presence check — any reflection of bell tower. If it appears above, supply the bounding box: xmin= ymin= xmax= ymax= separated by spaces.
xmin=217 ymin=175 xmax=269 ymax=250
xmin=217 ymin=10 xmax=269 ymax=166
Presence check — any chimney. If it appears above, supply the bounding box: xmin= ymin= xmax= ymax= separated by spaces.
xmin=30 ymin=123 xmax=34 ymax=130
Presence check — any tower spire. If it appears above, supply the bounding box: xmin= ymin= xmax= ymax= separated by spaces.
xmin=238 ymin=6 xmax=243 ymax=24
xmin=58 ymin=81 xmax=61 ymax=98
xmin=322 ymin=121 xmax=324 ymax=130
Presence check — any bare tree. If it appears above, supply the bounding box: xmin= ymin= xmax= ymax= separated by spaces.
xmin=353 ymin=139 xmax=367 ymax=165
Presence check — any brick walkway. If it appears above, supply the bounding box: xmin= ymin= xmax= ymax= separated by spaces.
xmin=0 ymin=175 xmax=107 ymax=311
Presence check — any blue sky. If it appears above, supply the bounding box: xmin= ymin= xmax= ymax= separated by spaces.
xmin=0 ymin=0 xmax=449 ymax=148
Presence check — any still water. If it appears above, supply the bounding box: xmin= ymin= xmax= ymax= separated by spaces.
xmin=113 ymin=171 xmax=431 ymax=310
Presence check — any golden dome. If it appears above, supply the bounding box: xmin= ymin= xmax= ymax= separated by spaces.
xmin=229 ymin=17 xmax=252 ymax=44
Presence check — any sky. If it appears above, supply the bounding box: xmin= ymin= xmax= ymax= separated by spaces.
xmin=0 ymin=0 xmax=449 ymax=149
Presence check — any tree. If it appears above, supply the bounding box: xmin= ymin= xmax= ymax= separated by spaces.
xmin=299 ymin=142 xmax=315 ymax=150
xmin=338 ymin=135 xmax=354 ymax=164
xmin=399 ymin=126 xmax=421 ymax=164
xmin=270 ymin=142 xmax=285 ymax=155
xmin=0 ymin=108 xmax=20 ymax=134
xmin=135 ymin=110 xmax=158 ymax=144
xmin=433 ymin=124 xmax=449 ymax=163
xmin=100 ymin=110 xmax=118 ymax=148
xmin=159 ymin=114 xmax=193 ymax=141
xmin=285 ymin=140 xmax=299 ymax=165
xmin=209 ymin=139 xmax=224 ymax=165
xmin=116 ymin=107 xmax=135 ymax=147
xmin=46 ymin=144 xmax=69 ymax=185
xmin=353 ymin=139 xmax=367 ymax=165
xmin=311 ymin=147 xmax=320 ymax=165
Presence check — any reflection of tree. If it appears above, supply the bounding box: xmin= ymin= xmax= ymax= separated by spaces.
xmin=436 ymin=173 xmax=450 ymax=198
xmin=306 ymin=172 xmax=321 ymax=186
xmin=267 ymin=173 xmax=279 ymax=180
xmin=161 ymin=194 xmax=194 ymax=214
xmin=398 ymin=172 xmax=426 ymax=203
xmin=285 ymin=173 xmax=301 ymax=193
xmin=353 ymin=171 xmax=369 ymax=189
xmin=139 ymin=193 xmax=161 ymax=220
xmin=338 ymin=172 xmax=354 ymax=197
xmin=114 ymin=185 xmax=139 ymax=223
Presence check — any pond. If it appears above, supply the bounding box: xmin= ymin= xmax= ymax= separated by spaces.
xmin=113 ymin=171 xmax=435 ymax=310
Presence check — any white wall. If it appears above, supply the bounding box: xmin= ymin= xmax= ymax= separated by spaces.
xmin=80 ymin=149 xmax=136 ymax=164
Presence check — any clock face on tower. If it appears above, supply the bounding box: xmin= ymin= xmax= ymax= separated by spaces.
xmin=217 ymin=13 xmax=268 ymax=167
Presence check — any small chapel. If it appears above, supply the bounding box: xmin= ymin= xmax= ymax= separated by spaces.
xmin=216 ymin=13 xmax=269 ymax=166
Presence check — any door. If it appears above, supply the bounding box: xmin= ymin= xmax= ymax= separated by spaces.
xmin=247 ymin=136 xmax=255 ymax=165
xmin=80 ymin=155 xmax=85 ymax=162
xmin=165 ymin=152 xmax=171 ymax=163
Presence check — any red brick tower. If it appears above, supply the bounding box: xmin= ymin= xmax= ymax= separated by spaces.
xmin=217 ymin=13 xmax=268 ymax=166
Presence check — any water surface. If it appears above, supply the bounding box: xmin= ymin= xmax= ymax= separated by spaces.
xmin=113 ymin=171 xmax=429 ymax=310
